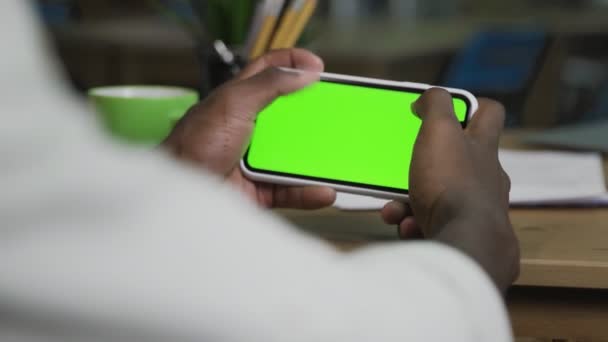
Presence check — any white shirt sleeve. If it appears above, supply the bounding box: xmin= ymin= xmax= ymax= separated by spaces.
xmin=0 ymin=1 xmax=512 ymax=341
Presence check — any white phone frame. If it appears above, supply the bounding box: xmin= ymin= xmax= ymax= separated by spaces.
xmin=240 ymin=70 xmax=479 ymax=201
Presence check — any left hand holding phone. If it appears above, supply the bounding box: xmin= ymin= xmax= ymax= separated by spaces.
xmin=164 ymin=49 xmax=337 ymax=209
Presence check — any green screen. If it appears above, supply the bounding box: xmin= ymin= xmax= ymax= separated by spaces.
xmin=246 ymin=80 xmax=468 ymax=192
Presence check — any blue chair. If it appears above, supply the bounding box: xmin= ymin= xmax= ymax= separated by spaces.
xmin=582 ymin=81 xmax=608 ymax=123
xmin=439 ymin=30 xmax=549 ymax=126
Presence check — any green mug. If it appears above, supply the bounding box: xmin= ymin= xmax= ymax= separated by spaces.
xmin=89 ymin=85 xmax=199 ymax=145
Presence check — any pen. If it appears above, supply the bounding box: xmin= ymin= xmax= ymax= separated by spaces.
xmin=213 ymin=40 xmax=243 ymax=76
xmin=280 ymin=0 xmax=317 ymax=49
xmin=269 ymin=0 xmax=300 ymax=50
xmin=244 ymin=1 xmax=267 ymax=56
xmin=270 ymin=0 xmax=316 ymax=50
xmin=249 ymin=0 xmax=285 ymax=59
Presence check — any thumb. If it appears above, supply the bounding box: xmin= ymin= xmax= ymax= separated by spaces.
xmin=412 ymin=88 xmax=462 ymax=133
xmin=227 ymin=67 xmax=320 ymax=122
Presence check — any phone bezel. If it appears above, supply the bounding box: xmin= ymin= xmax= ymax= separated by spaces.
xmin=241 ymin=72 xmax=477 ymax=200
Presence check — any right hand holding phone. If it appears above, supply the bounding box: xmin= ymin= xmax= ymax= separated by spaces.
xmin=383 ymin=89 xmax=519 ymax=292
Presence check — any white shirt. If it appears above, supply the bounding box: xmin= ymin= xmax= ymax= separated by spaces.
xmin=0 ymin=1 xmax=512 ymax=341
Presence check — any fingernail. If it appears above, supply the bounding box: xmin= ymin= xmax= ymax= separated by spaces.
xmin=278 ymin=67 xmax=320 ymax=80
xmin=278 ymin=67 xmax=304 ymax=76
xmin=322 ymin=187 xmax=337 ymax=200
xmin=387 ymin=201 xmax=405 ymax=213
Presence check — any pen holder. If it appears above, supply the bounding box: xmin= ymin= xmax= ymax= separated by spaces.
xmin=198 ymin=43 xmax=247 ymax=99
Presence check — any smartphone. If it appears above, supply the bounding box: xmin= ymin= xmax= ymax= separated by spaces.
xmin=241 ymin=71 xmax=478 ymax=200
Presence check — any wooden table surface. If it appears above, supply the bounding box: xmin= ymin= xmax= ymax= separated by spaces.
xmin=281 ymin=147 xmax=608 ymax=290
xmin=280 ymin=133 xmax=608 ymax=340
xmin=281 ymin=205 xmax=608 ymax=289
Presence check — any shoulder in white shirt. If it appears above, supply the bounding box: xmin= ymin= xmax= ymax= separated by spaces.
xmin=0 ymin=1 xmax=512 ymax=341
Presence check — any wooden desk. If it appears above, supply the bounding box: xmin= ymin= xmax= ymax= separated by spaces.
xmin=281 ymin=138 xmax=608 ymax=341
xmin=283 ymin=206 xmax=608 ymax=340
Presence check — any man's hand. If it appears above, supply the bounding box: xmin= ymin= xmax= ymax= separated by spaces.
xmin=383 ymin=89 xmax=519 ymax=292
xmin=165 ymin=49 xmax=336 ymax=209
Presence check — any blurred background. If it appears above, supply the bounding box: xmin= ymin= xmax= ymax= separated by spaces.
xmin=36 ymin=0 xmax=608 ymax=128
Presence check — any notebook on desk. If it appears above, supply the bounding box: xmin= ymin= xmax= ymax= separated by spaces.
xmin=333 ymin=149 xmax=608 ymax=211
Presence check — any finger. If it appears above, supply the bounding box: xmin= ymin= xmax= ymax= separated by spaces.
xmin=272 ymin=186 xmax=337 ymax=210
xmin=382 ymin=201 xmax=412 ymax=225
xmin=412 ymin=88 xmax=462 ymax=132
xmin=224 ymin=67 xmax=320 ymax=123
xmin=398 ymin=217 xmax=424 ymax=240
xmin=237 ymin=49 xmax=324 ymax=81
xmin=467 ymin=98 xmax=506 ymax=148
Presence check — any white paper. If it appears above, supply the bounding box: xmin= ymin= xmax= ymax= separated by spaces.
xmin=514 ymin=193 xmax=608 ymax=207
xmin=333 ymin=193 xmax=389 ymax=211
xmin=334 ymin=149 xmax=608 ymax=211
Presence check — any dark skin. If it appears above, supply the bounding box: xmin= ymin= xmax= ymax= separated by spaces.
xmin=383 ymin=90 xmax=519 ymax=291
xmin=166 ymin=49 xmax=520 ymax=292
xmin=165 ymin=49 xmax=336 ymax=209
